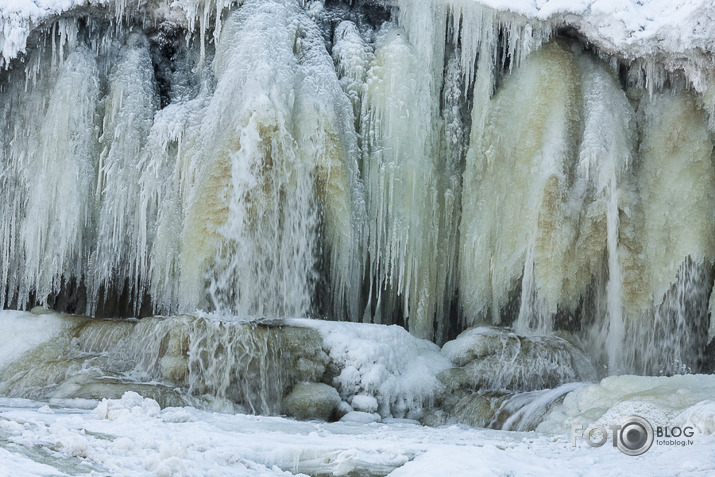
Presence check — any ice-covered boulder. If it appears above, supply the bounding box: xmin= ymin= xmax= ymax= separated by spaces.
xmin=95 ymin=391 xmax=161 ymax=421
xmin=282 ymin=382 xmax=342 ymax=421
xmin=340 ymin=411 xmax=381 ymax=423
xmin=441 ymin=327 xmax=596 ymax=391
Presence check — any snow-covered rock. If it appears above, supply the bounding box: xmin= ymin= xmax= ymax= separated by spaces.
xmin=340 ymin=410 xmax=381 ymax=423
xmin=350 ymin=394 xmax=379 ymax=413
xmin=291 ymin=319 xmax=451 ymax=418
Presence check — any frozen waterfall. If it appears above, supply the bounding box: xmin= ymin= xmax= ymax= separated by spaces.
xmin=0 ymin=0 xmax=714 ymax=379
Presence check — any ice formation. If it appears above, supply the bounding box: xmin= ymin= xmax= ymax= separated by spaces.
xmin=0 ymin=0 xmax=715 ymax=401
xmin=2 ymin=2 xmax=715 ymax=473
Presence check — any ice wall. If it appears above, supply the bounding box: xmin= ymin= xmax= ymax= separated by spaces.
xmin=1 ymin=0 xmax=365 ymax=322
xmin=0 ymin=0 xmax=714 ymax=375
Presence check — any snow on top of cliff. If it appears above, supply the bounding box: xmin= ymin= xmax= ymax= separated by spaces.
xmin=1 ymin=0 xmax=103 ymax=65
xmin=474 ymin=0 xmax=715 ymax=58
xmin=2 ymin=0 xmax=715 ymax=69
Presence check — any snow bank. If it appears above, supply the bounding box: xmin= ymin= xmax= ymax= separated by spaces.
xmin=539 ymin=374 xmax=715 ymax=434
xmin=462 ymin=0 xmax=715 ymax=56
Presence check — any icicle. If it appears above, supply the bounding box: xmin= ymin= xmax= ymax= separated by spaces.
xmin=89 ymin=32 xmax=159 ymax=315
xmin=293 ymin=15 xmax=366 ymax=323
xmin=395 ymin=0 xmax=448 ymax=102
xmin=434 ymin=49 xmax=467 ymax=343
xmin=148 ymin=94 xmax=210 ymax=315
xmin=636 ymin=92 xmax=715 ymax=310
xmin=18 ymin=45 xmax=99 ymax=306
xmin=361 ymin=27 xmax=441 ymax=339
xmin=620 ymin=91 xmax=715 ymax=374
xmin=709 ymin=290 xmax=715 ymax=345
xmin=460 ymin=41 xmax=582 ymax=329
xmin=332 ymin=20 xmax=373 ymax=132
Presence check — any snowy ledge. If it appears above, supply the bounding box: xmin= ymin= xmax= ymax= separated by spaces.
xmin=0 ymin=0 xmax=237 ymax=66
xmin=2 ymin=1 xmax=714 ymax=83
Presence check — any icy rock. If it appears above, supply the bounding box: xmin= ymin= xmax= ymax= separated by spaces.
xmin=159 ymin=326 xmax=190 ymax=385
xmin=282 ymin=383 xmax=341 ymax=421
xmin=674 ymin=401 xmax=715 ymax=435
xmin=434 ymin=367 xmax=473 ymax=412
xmin=421 ymin=409 xmax=448 ymax=427
xmin=350 ymin=394 xmax=378 ymax=413
xmin=294 ymin=319 xmax=450 ymax=420
xmin=436 ymin=367 xmax=470 ymax=392
xmin=279 ymin=327 xmax=329 ymax=383
xmin=29 ymin=306 xmax=53 ymax=315
xmin=54 ymin=373 xmax=188 ymax=409
xmin=336 ymin=400 xmax=353 ymax=419
xmin=449 ymin=393 xmax=507 ymax=428
xmin=538 ymin=374 xmax=715 ymax=433
xmin=442 ymin=327 xmax=596 ymax=391
xmin=160 ymin=355 xmax=189 ymax=384
xmin=442 ymin=327 xmax=505 ymax=367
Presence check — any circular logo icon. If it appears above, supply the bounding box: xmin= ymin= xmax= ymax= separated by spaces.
xmin=617 ymin=415 xmax=654 ymax=456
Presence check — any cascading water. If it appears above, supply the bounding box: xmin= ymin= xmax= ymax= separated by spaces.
xmin=0 ymin=0 xmax=715 ymax=428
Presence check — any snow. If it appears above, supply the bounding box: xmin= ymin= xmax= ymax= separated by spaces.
xmin=0 ymin=391 xmax=713 ymax=476
xmin=472 ymin=0 xmax=715 ymax=58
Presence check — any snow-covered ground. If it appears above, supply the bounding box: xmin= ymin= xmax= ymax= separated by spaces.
xmin=0 ymin=391 xmax=713 ymax=477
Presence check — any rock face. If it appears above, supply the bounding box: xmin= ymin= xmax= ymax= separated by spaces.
xmin=282 ymin=383 xmax=342 ymax=421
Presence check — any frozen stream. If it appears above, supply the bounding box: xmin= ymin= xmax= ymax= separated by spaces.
xmin=0 ymin=393 xmax=713 ymax=477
